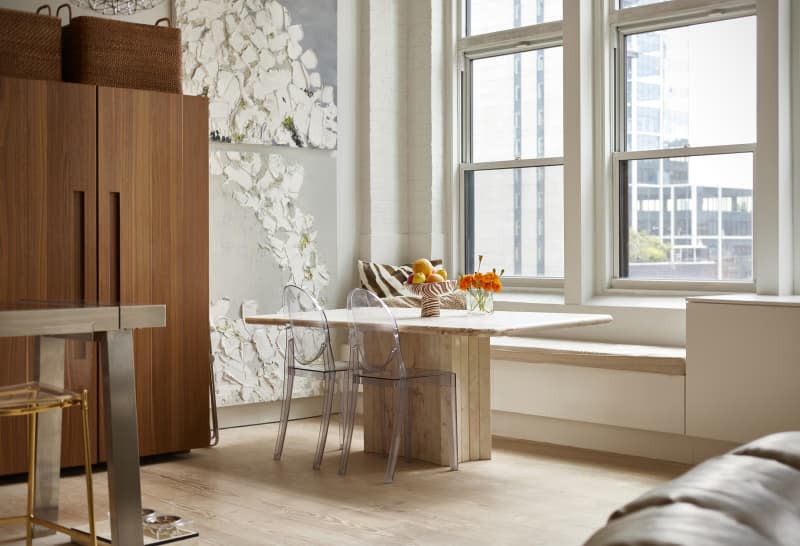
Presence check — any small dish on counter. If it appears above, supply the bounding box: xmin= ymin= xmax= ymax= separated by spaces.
xmin=143 ymin=514 xmax=188 ymax=540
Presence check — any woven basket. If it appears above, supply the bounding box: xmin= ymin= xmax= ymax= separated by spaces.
xmin=63 ymin=16 xmax=181 ymax=94
xmin=0 ymin=5 xmax=62 ymax=81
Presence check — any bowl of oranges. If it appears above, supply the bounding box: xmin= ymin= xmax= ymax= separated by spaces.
xmin=405 ymin=259 xmax=458 ymax=317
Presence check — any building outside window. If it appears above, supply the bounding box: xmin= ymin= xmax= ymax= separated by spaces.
xmin=616 ymin=14 xmax=756 ymax=282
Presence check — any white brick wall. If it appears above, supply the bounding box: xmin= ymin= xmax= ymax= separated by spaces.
xmin=359 ymin=0 xmax=448 ymax=265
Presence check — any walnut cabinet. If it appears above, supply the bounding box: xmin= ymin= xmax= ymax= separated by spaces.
xmin=0 ymin=76 xmax=210 ymax=475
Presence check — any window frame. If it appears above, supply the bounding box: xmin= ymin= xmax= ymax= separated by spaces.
xmin=608 ymin=0 xmax=757 ymax=292
xmin=453 ymin=0 xmax=766 ymax=297
xmin=458 ymin=17 xmax=566 ymax=289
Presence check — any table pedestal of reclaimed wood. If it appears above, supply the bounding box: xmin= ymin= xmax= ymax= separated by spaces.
xmin=361 ymin=333 xmax=490 ymax=464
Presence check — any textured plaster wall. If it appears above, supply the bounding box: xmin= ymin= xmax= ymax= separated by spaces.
xmin=0 ymin=0 xmax=167 ymax=22
xmin=208 ymin=148 xmax=336 ymax=405
xmin=176 ymin=0 xmax=342 ymax=407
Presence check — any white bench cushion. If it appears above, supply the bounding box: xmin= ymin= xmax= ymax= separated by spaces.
xmin=491 ymin=337 xmax=686 ymax=376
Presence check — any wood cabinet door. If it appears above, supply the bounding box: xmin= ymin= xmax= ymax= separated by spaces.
xmin=0 ymin=77 xmax=98 ymax=475
xmin=98 ymin=88 xmax=209 ymax=457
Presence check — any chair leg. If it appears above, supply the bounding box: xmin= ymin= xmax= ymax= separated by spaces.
xmin=384 ymin=382 xmax=406 ymax=484
xmin=313 ymin=372 xmax=336 ymax=470
xmin=337 ymin=373 xmax=347 ymax=450
xmin=378 ymin=385 xmax=386 ymax=453
xmin=338 ymin=373 xmax=358 ymax=476
xmin=404 ymin=386 xmax=412 ymax=463
xmin=273 ymin=371 xmax=294 ymax=461
xmin=209 ymin=351 xmax=220 ymax=447
xmin=80 ymin=391 xmax=97 ymax=546
xmin=449 ymin=381 xmax=459 ymax=471
xmin=26 ymin=412 xmax=37 ymax=546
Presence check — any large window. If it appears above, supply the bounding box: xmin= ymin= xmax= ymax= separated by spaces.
xmin=457 ymin=0 xmax=763 ymax=293
xmin=615 ymin=15 xmax=756 ymax=283
xmin=461 ymin=3 xmax=564 ymax=280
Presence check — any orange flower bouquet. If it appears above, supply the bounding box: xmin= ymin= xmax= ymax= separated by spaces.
xmin=458 ymin=256 xmax=504 ymax=314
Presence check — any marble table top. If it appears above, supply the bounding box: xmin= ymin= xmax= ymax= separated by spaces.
xmin=246 ymin=308 xmax=612 ymax=337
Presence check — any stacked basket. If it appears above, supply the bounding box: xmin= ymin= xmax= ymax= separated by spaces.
xmin=0 ymin=4 xmax=181 ymax=95
xmin=62 ymin=13 xmax=182 ymax=94
xmin=0 ymin=5 xmax=62 ymax=81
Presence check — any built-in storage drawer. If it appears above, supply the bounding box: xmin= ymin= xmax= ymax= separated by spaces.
xmin=491 ymin=359 xmax=685 ymax=435
xmin=686 ymin=296 xmax=800 ymax=443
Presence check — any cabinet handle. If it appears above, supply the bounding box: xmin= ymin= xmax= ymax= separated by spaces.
xmin=109 ymin=192 xmax=120 ymax=304
xmin=73 ymin=190 xmax=85 ymax=301
xmin=73 ymin=190 xmax=86 ymax=360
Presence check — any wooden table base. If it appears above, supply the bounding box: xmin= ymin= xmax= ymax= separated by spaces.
xmin=363 ymin=333 xmax=491 ymax=464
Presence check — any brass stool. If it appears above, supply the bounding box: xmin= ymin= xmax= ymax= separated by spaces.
xmin=0 ymin=382 xmax=96 ymax=545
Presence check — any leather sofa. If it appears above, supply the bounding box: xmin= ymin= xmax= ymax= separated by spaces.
xmin=583 ymin=432 xmax=800 ymax=546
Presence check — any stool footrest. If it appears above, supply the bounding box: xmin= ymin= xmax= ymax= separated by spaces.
xmin=0 ymin=515 xmax=28 ymax=526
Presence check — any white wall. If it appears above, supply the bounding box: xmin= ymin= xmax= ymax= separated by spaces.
xmin=335 ymin=0 xmax=361 ymax=307
xmin=358 ymin=0 xmax=449 ymax=266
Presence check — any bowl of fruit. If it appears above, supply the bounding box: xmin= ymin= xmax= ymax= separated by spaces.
xmin=405 ymin=259 xmax=458 ymax=317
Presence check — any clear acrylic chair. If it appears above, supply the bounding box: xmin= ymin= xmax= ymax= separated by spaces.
xmin=274 ymin=284 xmax=351 ymax=470
xmin=338 ymin=288 xmax=458 ymax=483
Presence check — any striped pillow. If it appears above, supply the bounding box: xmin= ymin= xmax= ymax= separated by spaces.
xmin=357 ymin=259 xmax=443 ymax=298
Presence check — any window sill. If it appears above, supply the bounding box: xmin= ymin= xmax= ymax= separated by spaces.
xmin=495 ymin=290 xmax=688 ymax=311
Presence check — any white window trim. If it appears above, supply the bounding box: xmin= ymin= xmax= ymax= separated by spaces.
xmin=755 ymin=0 xmax=793 ymax=295
xmin=463 ymin=157 xmax=565 ymax=171
xmin=459 ymin=21 xmax=563 ymax=56
xmin=614 ymin=143 xmax=755 ymax=162
xmin=610 ymin=0 xmax=755 ymax=31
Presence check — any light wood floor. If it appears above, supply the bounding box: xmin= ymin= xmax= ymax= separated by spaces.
xmin=0 ymin=417 xmax=687 ymax=545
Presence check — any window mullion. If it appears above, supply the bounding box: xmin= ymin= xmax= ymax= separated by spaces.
xmin=611 ymin=0 xmax=756 ymax=33
xmin=464 ymin=157 xmax=564 ymax=171
xmin=562 ymin=0 xmax=595 ymax=304
xmin=615 ymin=143 xmax=756 ymax=161
xmin=458 ymin=20 xmax=563 ymax=55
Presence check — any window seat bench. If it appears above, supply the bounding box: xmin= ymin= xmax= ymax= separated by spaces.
xmin=490 ymin=337 xmax=686 ymax=376
xmin=490 ymin=337 xmax=687 ymax=435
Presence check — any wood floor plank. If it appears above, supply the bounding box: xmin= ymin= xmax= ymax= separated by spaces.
xmin=0 ymin=418 xmax=687 ymax=546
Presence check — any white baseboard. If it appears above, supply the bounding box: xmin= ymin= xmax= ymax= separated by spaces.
xmin=218 ymin=397 xmax=326 ymax=428
xmin=219 ymin=401 xmax=735 ymax=464
xmin=218 ymin=395 xmax=362 ymax=429
xmin=492 ymin=410 xmax=737 ymax=464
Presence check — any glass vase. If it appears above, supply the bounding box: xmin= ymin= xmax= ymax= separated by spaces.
xmin=465 ymin=288 xmax=494 ymax=314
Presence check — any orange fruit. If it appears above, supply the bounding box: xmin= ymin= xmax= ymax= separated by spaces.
xmin=412 ymin=258 xmax=434 ymax=277
xmin=426 ymin=273 xmax=444 ymax=283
